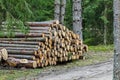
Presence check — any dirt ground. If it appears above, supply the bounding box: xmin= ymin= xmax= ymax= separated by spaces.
xmin=18 ymin=59 xmax=113 ymax=80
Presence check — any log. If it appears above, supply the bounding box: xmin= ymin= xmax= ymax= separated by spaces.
xmin=82 ymin=44 xmax=88 ymax=52
xmin=0 ymin=48 xmax=8 ymax=60
xmin=7 ymin=50 xmax=36 ymax=55
xmin=4 ymin=30 xmax=51 ymax=34
xmin=0 ymin=41 xmax=39 ymax=45
xmin=0 ymin=47 xmax=38 ymax=51
xmin=29 ymin=27 xmax=51 ymax=30
xmin=0 ymin=43 xmax=39 ymax=48
xmin=0 ymin=32 xmax=49 ymax=37
xmin=19 ymin=60 xmax=37 ymax=68
xmin=7 ymin=57 xmax=22 ymax=67
xmin=1 ymin=27 xmax=51 ymax=31
xmin=29 ymin=30 xmax=50 ymax=33
xmin=0 ymin=37 xmax=47 ymax=42
xmin=26 ymin=20 xmax=59 ymax=26
xmin=7 ymin=57 xmax=37 ymax=68
xmin=8 ymin=54 xmax=36 ymax=60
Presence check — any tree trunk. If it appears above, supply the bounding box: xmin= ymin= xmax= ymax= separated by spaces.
xmin=103 ymin=5 xmax=108 ymax=45
xmin=113 ymin=0 xmax=120 ymax=80
xmin=104 ymin=25 xmax=107 ymax=45
xmin=60 ymin=0 xmax=66 ymax=24
xmin=54 ymin=0 xmax=61 ymax=21
xmin=72 ymin=0 xmax=83 ymax=40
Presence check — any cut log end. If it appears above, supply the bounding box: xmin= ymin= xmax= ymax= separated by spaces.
xmin=0 ymin=48 xmax=8 ymax=60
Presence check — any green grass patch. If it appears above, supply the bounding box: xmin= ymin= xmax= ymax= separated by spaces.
xmin=89 ymin=44 xmax=114 ymax=52
xmin=0 ymin=69 xmax=42 ymax=80
xmin=68 ymin=51 xmax=113 ymax=67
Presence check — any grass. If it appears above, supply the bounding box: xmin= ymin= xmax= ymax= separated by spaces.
xmin=0 ymin=45 xmax=114 ymax=80
xmin=0 ymin=69 xmax=42 ymax=80
xmin=89 ymin=44 xmax=114 ymax=52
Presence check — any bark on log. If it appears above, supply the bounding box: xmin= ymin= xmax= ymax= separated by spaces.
xmin=7 ymin=57 xmax=22 ymax=67
xmin=7 ymin=50 xmax=36 ymax=55
xmin=29 ymin=27 xmax=51 ymax=30
xmin=0 ymin=37 xmax=47 ymax=42
xmin=26 ymin=20 xmax=59 ymax=27
xmin=8 ymin=54 xmax=36 ymax=60
xmin=0 ymin=43 xmax=39 ymax=48
xmin=0 ymin=33 xmax=44 ymax=38
xmin=2 ymin=29 xmax=51 ymax=33
xmin=20 ymin=60 xmax=37 ymax=68
xmin=7 ymin=57 xmax=37 ymax=68
xmin=0 ymin=47 xmax=38 ymax=51
xmin=0 ymin=41 xmax=39 ymax=45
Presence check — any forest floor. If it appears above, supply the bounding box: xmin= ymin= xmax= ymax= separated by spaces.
xmin=0 ymin=45 xmax=114 ymax=80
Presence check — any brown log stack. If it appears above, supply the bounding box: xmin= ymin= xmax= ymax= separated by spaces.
xmin=0 ymin=20 xmax=88 ymax=68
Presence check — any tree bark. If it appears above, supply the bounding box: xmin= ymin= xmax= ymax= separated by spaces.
xmin=7 ymin=57 xmax=37 ymax=68
xmin=103 ymin=5 xmax=108 ymax=45
xmin=72 ymin=0 xmax=83 ymax=40
xmin=0 ymin=41 xmax=39 ymax=45
xmin=0 ymin=37 xmax=47 ymax=42
xmin=60 ymin=0 xmax=66 ymax=24
xmin=26 ymin=20 xmax=59 ymax=27
xmin=8 ymin=54 xmax=36 ymax=60
xmin=0 ymin=43 xmax=39 ymax=48
xmin=7 ymin=50 xmax=36 ymax=55
xmin=113 ymin=0 xmax=120 ymax=80
xmin=54 ymin=0 xmax=61 ymax=21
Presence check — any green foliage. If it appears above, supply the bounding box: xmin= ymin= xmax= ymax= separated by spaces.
xmin=82 ymin=0 xmax=113 ymax=45
xmin=28 ymin=0 xmax=54 ymax=21
xmin=64 ymin=0 xmax=73 ymax=30
xmin=0 ymin=0 xmax=33 ymax=37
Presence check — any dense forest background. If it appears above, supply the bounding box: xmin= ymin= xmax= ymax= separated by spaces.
xmin=0 ymin=0 xmax=113 ymax=45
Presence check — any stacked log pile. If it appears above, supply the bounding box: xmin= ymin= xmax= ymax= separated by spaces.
xmin=0 ymin=20 xmax=88 ymax=68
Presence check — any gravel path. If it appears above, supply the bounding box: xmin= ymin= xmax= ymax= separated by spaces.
xmin=37 ymin=60 xmax=113 ymax=80
xmin=18 ymin=60 xmax=113 ymax=80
